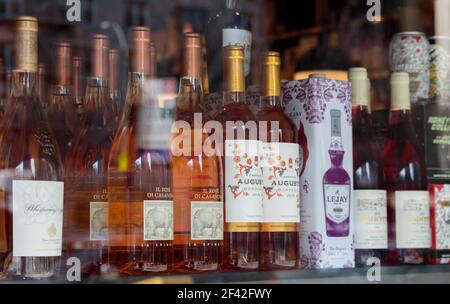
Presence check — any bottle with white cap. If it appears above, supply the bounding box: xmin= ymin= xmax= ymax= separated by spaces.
xmin=349 ymin=67 xmax=388 ymax=267
xmin=382 ymin=72 xmax=430 ymax=265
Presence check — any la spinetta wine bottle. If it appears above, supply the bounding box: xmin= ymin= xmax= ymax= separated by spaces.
xmin=383 ymin=72 xmax=431 ymax=265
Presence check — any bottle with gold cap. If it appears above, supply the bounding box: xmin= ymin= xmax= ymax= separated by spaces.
xmin=214 ymin=45 xmax=262 ymax=271
xmin=108 ymin=49 xmax=121 ymax=121
xmin=382 ymin=72 xmax=430 ymax=265
xmin=349 ymin=67 xmax=387 ymax=267
xmin=48 ymin=42 xmax=78 ymax=159
xmin=0 ymin=16 xmax=64 ymax=279
xmin=171 ymin=33 xmax=223 ymax=272
xmin=256 ymin=52 xmax=299 ymax=270
xmin=108 ymin=27 xmax=173 ymax=275
xmin=64 ymin=34 xmax=115 ymax=276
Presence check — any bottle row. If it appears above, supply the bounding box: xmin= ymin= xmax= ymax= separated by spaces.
xmin=0 ymin=16 xmax=448 ymax=281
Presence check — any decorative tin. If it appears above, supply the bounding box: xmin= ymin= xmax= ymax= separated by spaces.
xmin=389 ymin=32 xmax=430 ymax=104
xmin=429 ymin=36 xmax=450 ymax=100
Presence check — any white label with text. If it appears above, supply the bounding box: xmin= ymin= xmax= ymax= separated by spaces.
xmin=13 ymin=180 xmax=64 ymax=257
xmin=395 ymin=191 xmax=431 ymax=249
xmin=354 ymin=190 xmax=387 ymax=249
xmin=225 ymin=140 xmax=263 ymax=222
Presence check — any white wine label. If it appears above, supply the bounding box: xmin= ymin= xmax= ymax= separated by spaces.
xmin=191 ymin=201 xmax=223 ymax=241
xmin=323 ymin=184 xmax=351 ymax=224
xmin=89 ymin=202 xmax=108 ymax=241
xmin=13 ymin=180 xmax=64 ymax=257
xmin=143 ymin=200 xmax=174 ymax=241
xmin=395 ymin=191 xmax=431 ymax=249
xmin=354 ymin=190 xmax=387 ymax=249
xmin=225 ymin=140 xmax=263 ymax=223
xmin=223 ymin=28 xmax=252 ymax=77
xmin=261 ymin=142 xmax=300 ymax=224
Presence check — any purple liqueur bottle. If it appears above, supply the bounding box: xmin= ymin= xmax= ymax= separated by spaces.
xmin=323 ymin=109 xmax=351 ymax=237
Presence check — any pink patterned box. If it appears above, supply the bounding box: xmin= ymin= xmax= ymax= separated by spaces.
xmin=283 ymin=77 xmax=355 ymax=269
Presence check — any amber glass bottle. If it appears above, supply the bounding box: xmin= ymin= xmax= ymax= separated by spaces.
xmin=64 ymin=34 xmax=115 ymax=276
xmin=172 ymin=33 xmax=223 ymax=272
xmin=0 ymin=16 xmax=64 ymax=279
xmin=257 ymin=52 xmax=299 ymax=270
xmin=214 ymin=46 xmax=262 ymax=271
xmin=108 ymin=27 xmax=173 ymax=275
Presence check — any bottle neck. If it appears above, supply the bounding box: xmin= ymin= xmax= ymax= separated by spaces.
xmin=223 ymin=91 xmax=246 ymax=106
xmin=176 ymin=76 xmax=204 ymax=122
xmin=260 ymin=95 xmax=281 ymax=109
xmin=125 ymin=72 xmax=145 ymax=106
xmin=224 ymin=0 xmax=238 ymax=10
xmin=11 ymin=70 xmax=37 ymax=98
xmin=84 ymin=77 xmax=109 ymax=115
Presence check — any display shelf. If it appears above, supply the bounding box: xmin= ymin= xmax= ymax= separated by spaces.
xmin=3 ymin=265 xmax=449 ymax=284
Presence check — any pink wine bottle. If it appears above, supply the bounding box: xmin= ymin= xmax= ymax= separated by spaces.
xmin=383 ymin=72 xmax=430 ymax=265
xmin=323 ymin=109 xmax=351 ymax=237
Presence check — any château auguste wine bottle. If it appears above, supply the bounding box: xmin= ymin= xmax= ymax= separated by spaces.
xmin=214 ymin=46 xmax=262 ymax=271
xmin=257 ymin=52 xmax=300 ymax=270
xmin=383 ymin=72 xmax=431 ymax=265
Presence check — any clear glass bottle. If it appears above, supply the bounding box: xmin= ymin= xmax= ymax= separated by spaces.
xmin=214 ymin=46 xmax=262 ymax=271
xmin=48 ymin=43 xmax=78 ymax=159
xmin=0 ymin=16 xmax=64 ymax=279
xmin=172 ymin=33 xmax=223 ymax=273
xmin=349 ymin=68 xmax=388 ymax=267
xmin=108 ymin=27 xmax=173 ymax=275
xmin=257 ymin=52 xmax=299 ymax=270
xmin=64 ymin=34 xmax=115 ymax=276
xmin=383 ymin=72 xmax=430 ymax=265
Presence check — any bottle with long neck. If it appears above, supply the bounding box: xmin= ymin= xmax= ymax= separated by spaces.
xmin=108 ymin=27 xmax=173 ymax=275
xmin=37 ymin=63 xmax=47 ymax=113
xmin=0 ymin=16 xmax=64 ymax=279
xmin=109 ymin=49 xmax=121 ymax=121
xmin=214 ymin=46 xmax=262 ymax=271
xmin=48 ymin=42 xmax=77 ymax=159
xmin=172 ymin=33 xmax=223 ymax=272
xmin=383 ymin=72 xmax=430 ymax=265
xmin=349 ymin=68 xmax=387 ymax=266
xmin=64 ymin=34 xmax=115 ymax=276
xmin=257 ymin=52 xmax=299 ymax=270
xmin=72 ymin=56 xmax=84 ymax=121
xmin=322 ymin=104 xmax=351 ymax=237
xmin=205 ymin=0 xmax=252 ymax=93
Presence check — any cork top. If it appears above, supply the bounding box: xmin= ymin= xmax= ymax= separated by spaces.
xmin=348 ymin=67 xmax=368 ymax=106
xmin=91 ymin=34 xmax=109 ymax=79
xmin=16 ymin=16 xmax=38 ymax=32
xmin=390 ymin=72 xmax=411 ymax=110
xmin=56 ymin=42 xmax=72 ymax=86
xmin=14 ymin=16 xmax=38 ymax=72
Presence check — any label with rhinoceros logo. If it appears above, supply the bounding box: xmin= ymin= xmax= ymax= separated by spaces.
xmin=143 ymin=200 xmax=174 ymax=241
xmin=191 ymin=201 xmax=223 ymax=241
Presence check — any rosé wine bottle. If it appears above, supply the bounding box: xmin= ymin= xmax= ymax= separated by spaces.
xmin=383 ymin=73 xmax=430 ymax=265
xmin=322 ymin=109 xmax=351 ymax=237
xmin=349 ymin=68 xmax=388 ymax=267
